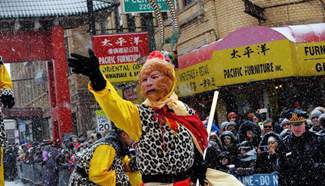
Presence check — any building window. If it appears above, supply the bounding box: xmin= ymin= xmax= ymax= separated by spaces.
xmin=183 ymin=0 xmax=193 ymax=7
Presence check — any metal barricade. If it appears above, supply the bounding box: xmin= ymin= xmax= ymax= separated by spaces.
xmin=17 ymin=161 xmax=72 ymax=186
xmin=59 ymin=168 xmax=70 ymax=186
xmin=16 ymin=162 xmax=43 ymax=185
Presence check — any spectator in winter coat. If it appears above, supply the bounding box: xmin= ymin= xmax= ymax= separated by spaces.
xmin=225 ymin=121 xmax=238 ymax=136
xmin=220 ymin=131 xmax=238 ymax=164
xmin=205 ymin=133 xmax=222 ymax=170
xmin=309 ymin=108 xmax=322 ymax=133
xmin=234 ymin=141 xmax=256 ymax=176
xmin=256 ymin=132 xmax=283 ymax=173
xmin=227 ymin=112 xmax=238 ymax=123
xmin=238 ymin=120 xmax=261 ymax=148
xmin=262 ymin=119 xmax=273 ymax=135
xmin=318 ymin=113 xmax=325 ymax=134
xmin=279 ymin=109 xmax=325 ymax=186
xmin=216 ymin=151 xmax=232 ymax=173
xmin=280 ymin=118 xmax=290 ymax=130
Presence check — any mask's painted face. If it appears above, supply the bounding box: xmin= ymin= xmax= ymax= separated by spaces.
xmin=140 ymin=70 xmax=173 ymax=102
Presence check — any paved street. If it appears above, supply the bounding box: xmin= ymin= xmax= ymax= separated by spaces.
xmin=5 ymin=180 xmax=24 ymax=186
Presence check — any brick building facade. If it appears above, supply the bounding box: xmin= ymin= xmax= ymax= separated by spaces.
xmin=64 ymin=0 xmax=324 ymax=135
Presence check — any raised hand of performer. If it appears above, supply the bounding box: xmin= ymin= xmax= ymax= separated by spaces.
xmin=68 ymin=49 xmax=106 ymax=91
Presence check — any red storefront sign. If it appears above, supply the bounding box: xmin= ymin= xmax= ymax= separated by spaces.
xmin=92 ymin=32 xmax=149 ymax=65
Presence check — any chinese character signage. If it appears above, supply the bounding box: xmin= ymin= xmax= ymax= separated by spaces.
xmin=176 ymin=59 xmax=218 ymax=97
xmin=92 ymin=32 xmax=149 ymax=83
xmin=295 ymin=41 xmax=325 ymax=76
xmin=213 ymin=39 xmax=296 ymax=86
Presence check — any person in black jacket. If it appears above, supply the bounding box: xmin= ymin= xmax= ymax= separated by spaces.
xmin=256 ymin=132 xmax=284 ymax=173
xmin=279 ymin=109 xmax=325 ymax=186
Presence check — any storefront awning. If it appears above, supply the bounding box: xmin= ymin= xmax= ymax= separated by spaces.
xmin=176 ymin=23 xmax=325 ymax=97
xmin=179 ymin=23 xmax=325 ymax=69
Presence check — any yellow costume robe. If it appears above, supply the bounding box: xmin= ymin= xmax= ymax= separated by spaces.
xmin=69 ymin=142 xmax=142 ymax=186
xmin=0 ymin=64 xmax=13 ymax=186
xmin=88 ymin=80 xmax=244 ymax=186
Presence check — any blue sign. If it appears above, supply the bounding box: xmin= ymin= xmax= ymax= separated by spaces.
xmin=238 ymin=172 xmax=278 ymax=186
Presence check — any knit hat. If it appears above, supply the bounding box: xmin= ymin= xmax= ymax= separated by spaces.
xmin=225 ymin=121 xmax=237 ymax=130
xmin=220 ymin=121 xmax=229 ymax=131
xmin=280 ymin=118 xmax=290 ymax=127
xmin=319 ymin=113 xmax=325 ymax=127
xmin=310 ymin=109 xmax=322 ymax=119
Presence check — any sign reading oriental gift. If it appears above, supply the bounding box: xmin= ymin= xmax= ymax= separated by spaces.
xmin=92 ymin=32 xmax=149 ymax=83
xmin=213 ymin=39 xmax=296 ymax=86
xmin=296 ymin=41 xmax=325 ymax=76
xmin=176 ymin=59 xmax=218 ymax=97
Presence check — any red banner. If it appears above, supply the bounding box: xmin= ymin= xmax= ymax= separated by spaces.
xmin=92 ymin=32 xmax=149 ymax=65
xmin=0 ymin=31 xmax=51 ymax=63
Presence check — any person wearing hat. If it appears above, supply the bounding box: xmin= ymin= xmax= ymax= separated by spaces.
xmin=68 ymin=50 xmax=209 ymax=185
xmin=220 ymin=131 xmax=238 ymax=164
xmin=280 ymin=118 xmax=290 ymax=131
xmin=318 ymin=113 xmax=325 ymax=134
xmin=309 ymin=108 xmax=323 ymax=133
xmin=256 ymin=132 xmax=284 ymax=173
xmin=225 ymin=121 xmax=237 ymax=136
xmin=69 ymin=126 xmax=141 ymax=185
xmin=234 ymin=141 xmax=257 ymax=176
xmin=278 ymin=109 xmax=325 ymax=186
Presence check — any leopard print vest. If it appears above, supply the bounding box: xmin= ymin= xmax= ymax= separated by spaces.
xmin=69 ymin=139 xmax=130 ymax=186
xmin=136 ymin=104 xmax=195 ymax=175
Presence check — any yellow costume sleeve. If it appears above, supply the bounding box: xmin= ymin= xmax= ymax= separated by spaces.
xmin=0 ymin=64 xmax=12 ymax=89
xmin=89 ymin=145 xmax=116 ymax=186
xmin=88 ymin=80 xmax=142 ymax=142
xmin=123 ymin=156 xmax=142 ymax=186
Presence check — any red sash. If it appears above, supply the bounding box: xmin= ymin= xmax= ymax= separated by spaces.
xmin=155 ymin=106 xmax=208 ymax=152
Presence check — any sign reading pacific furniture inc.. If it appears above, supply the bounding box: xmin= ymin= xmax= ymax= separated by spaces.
xmin=296 ymin=41 xmax=325 ymax=76
xmin=92 ymin=32 xmax=148 ymax=83
xmin=212 ymin=39 xmax=296 ymax=86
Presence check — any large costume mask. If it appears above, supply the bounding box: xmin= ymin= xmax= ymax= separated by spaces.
xmin=139 ymin=51 xmax=176 ymax=103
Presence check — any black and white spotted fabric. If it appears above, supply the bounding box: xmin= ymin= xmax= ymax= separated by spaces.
xmin=0 ymin=113 xmax=5 ymax=148
xmin=69 ymin=139 xmax=130 ymax=186
xmin=136 ymin=104 xmax=195 ymax=175
xmin=0 ymin=88 xmax=7 ymax=147
xmin=0 ymin=88 xmax=13 ymax=97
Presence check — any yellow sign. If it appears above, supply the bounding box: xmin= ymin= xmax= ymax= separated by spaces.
xmin=212 ymin=40 xmax=296 ymax=86
xmin=100 ymin=62 xmax=143 ymax=83
xmin=295 ymin=41 xmax=325 ymax=76
xmin=176 ymin=59 xmax=218 ymax=97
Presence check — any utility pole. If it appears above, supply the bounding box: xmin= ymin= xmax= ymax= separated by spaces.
xmin=87 ymin=0 xmax=96 ymax=35
xmin=141 ymin=13 xmax=156 ymax=51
